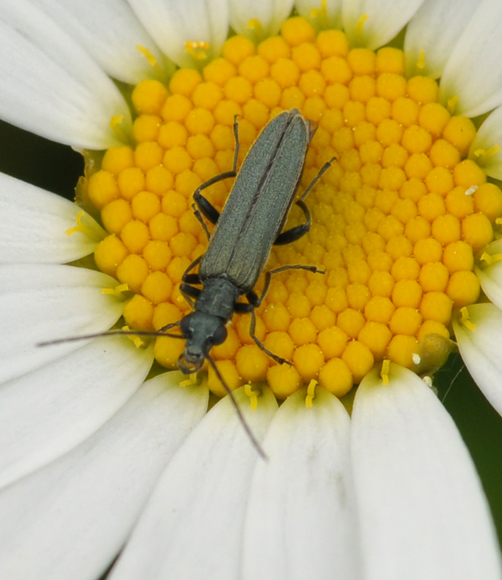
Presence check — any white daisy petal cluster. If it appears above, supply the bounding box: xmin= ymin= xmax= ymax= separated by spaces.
xmin=1 ymin=0 xmax=502 ymax=579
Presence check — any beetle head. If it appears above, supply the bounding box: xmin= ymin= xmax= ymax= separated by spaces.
xmin=178 ymin=312 xmax=228 ymax=373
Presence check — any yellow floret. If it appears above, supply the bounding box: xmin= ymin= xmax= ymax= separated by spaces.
xmin=461 ymin=213 xmax=493 ymax=252
xmin=420 ymin=292 xmax=453 ymax=325
xmin=257 ymin=36 xmax=291 ymax=63
xmin=445 ymin=186 xmax=474 ymax=219
xmin=117 ymin=254 xmax=149 ymax=293
xmin=417 ymin=320 xmax=450 ymax=342
xmin=152 ymin=302 xmax=182 ymax=330
xmin=88 ymin=170 xmax=119 ymax=210
xmin=453 ymin=159 xmax=487 ymax=188
xmin=101 ymin=199 xmax=132 ymax=235
xmin=143 ymin=240 xmax=172 ymax=271
xmin=316 ymin=30 xmax=348 ymax=58
xmin=192 ymin=82 xmax=223 ymax=109
xmin=376 ymin=47 xmax=404 ymax=74
xmin=154 ymin=336 xmax=185 ymax=369
xmin=267 ymin=364 xmax=300 ymax=399
xmin=161 ymin=94 xmax=193 ymax=122
xmin=203 ymin=58 xmax=237 ymax=86
xmin=263 ymin=303 xmax=291 ymax=331
xmin=342 ymin=340 xmax=374 ymax=382
xmin=132 ymin=80 xmax=169 ymax=115
xmin=263 ymin=331 xmax=295 ymax=362
xmin=319 ymin=358 xmax=353 ymax=396
xmin=414 ymin=238 xmax=443 ymax=265
xmin=293 ymin=343 xmax=325 ymax=380
xmin=376 ymin=73 xmax=407 ymax=101
xmin=473 ymin=183 xmax=502 ymax=221
xmin=146 ymin=166 xmax=174 ymax=194
xmin=169 ymin=68 xmax=202 ymax=96
xmin=131 ymin=191 xmax=161 ymax=223
xmin=222 ymin=36 xmax=255 ymax=65
xmin=207 ymin=360 xmax=242 ymax=397
xmin=121 ymin=220 xmax=150 ymax=253
xmin=317 ymin=325 xmax=348 ymax=358
xmin=443 ymin=240 xmax=474 ymax=272
xmin=236 ymin=344 xmax=269 ymax=382
xmin=419 ymin=262 xmax=449 ymax=292
xmin=141 ymin=272 xmax=173 ymax=304
xmin=387 ymin=335 xmax=419 ymax=368
xmin=418 ymin=103 xmax=450 ymax=137
xmin=133 ymin=114 xmax=162 ymax=143
xmin=280 ymin=17 xmax=316 ymax=46
xmin=389 ymin=306 xmax=422 ymax=335
xmin=123 ymin=294 xmax=154 ymax=330
xmin=392 ymin=279 xmax=423 ymax=308
xmin=94 ymin=235 xmax=128 ymax=276
xmin=425 ymin=167 xmax=454 ymax=195
xmin=366 ymin=96 xmax=391 ymax=124
xmin=407 ymin=76 xmax=438 ymax=104
xmin=443 ymin=116 xmax=477 ymax=156
xmin=347 ymin=48 xmax=375 ymax=75
xmin=364 ymin=296 xmax=395 ymax=323
xmin=392 ymin=97 xmax=419 ymax=127
xmin=358 ymin=321 xmax=392 ymax=358
xmin=102 ymin=147 xmax=134 ymax=175
xmin=134 ymin=142 xmax=164 ymax=171
xmin=292 ymin=42 xmax=321 ymax=72
xmin=117 ymin=167 xmax=145 ymax=200
xmin=447 ymin=271 xmax=480 ymax=307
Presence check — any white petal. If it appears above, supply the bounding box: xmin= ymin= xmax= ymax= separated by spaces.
xmin=352 ymin=365 xmax=502 ymax=580
xmin=242 ymin=387 xmax=361 ymax=580
xmin=439 ymin=0 xmax=502 ymax=118
xmin=128 ymin=0 xmax=229 ymax=68
xmin=0 ymin=264 xmax=124 ymax=383
xmin=295 ymin=0 xmax=343 ymax=29
xmin=28 ymin=0 xmax=169 ymax=84
xmin=468 ymin=106 xmax=502 ymax=181
xmin=0 ymin=173 xmax=105 ymax=264
xmin=0 ymin=373 xmax=208 ymax=580
xmin=0 ymin=0 xmax=131 ymax=149
xmin=229 ymin=0 xmax=294 ymax=38
xmin=475 ymin=249 xmax=502 ymax=311
xmin=342 ymin=0 xmax=425 ymax=50
xmin=109 ymin=387 xmax=278 ymax=580
xmin=0 ymin=336 xmax=153 ymax=489
xmin=453 ymin=302 xmax=502 ymax=417
xmin=404 ymin=0 xmax=479 ymax=79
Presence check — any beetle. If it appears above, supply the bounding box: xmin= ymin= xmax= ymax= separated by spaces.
xmin=41 ymin=109 xmax=333 ymax=456
xmin=176 ymin=108 xmax=331 ymax=374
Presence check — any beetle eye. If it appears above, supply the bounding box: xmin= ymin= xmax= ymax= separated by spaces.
xmin=212 ymin=324 xmax=227 ymax=346
xmin=179 ymin=315 xmax=193 ymax=338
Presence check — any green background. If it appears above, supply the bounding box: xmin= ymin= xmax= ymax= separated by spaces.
xmin=1 ymin=117 xmax=502 ymax=548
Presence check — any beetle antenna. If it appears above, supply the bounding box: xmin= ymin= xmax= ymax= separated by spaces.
xmin=38 ymin=323 xmax=183 ymax=347
xmin=205 ymin=354 xmax=267 ymax=460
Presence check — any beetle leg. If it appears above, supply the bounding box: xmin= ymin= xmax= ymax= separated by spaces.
xmin=183 ymin=273 xmax=202 ymax=285
xmin=274 ymin=156 xmax=335 ymax=245
xmin=298 ymin=157 xmax=335 ymax=202
xmin=248 ymin=307 xmax=291 ymax=366
xmin=180 ymin=283 xmax=201 ymax=307
xmin=273 ymin=199 xmax=311 ymax=245
xmin=191 ymin=117 xmax=242 ymax=236
xmin=182 ymin=256 xmax=203 ymax=283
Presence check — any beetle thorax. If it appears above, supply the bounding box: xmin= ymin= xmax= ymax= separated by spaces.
xmin=194 ymin=277 xmax=242 ymax=321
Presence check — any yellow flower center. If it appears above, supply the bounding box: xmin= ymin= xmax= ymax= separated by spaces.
xmin=84 ymin=16 xmax=502 ymax=400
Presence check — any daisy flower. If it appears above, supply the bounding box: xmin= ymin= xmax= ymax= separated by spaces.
xmin=1 ymin=0 xmax=502 ymax=578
